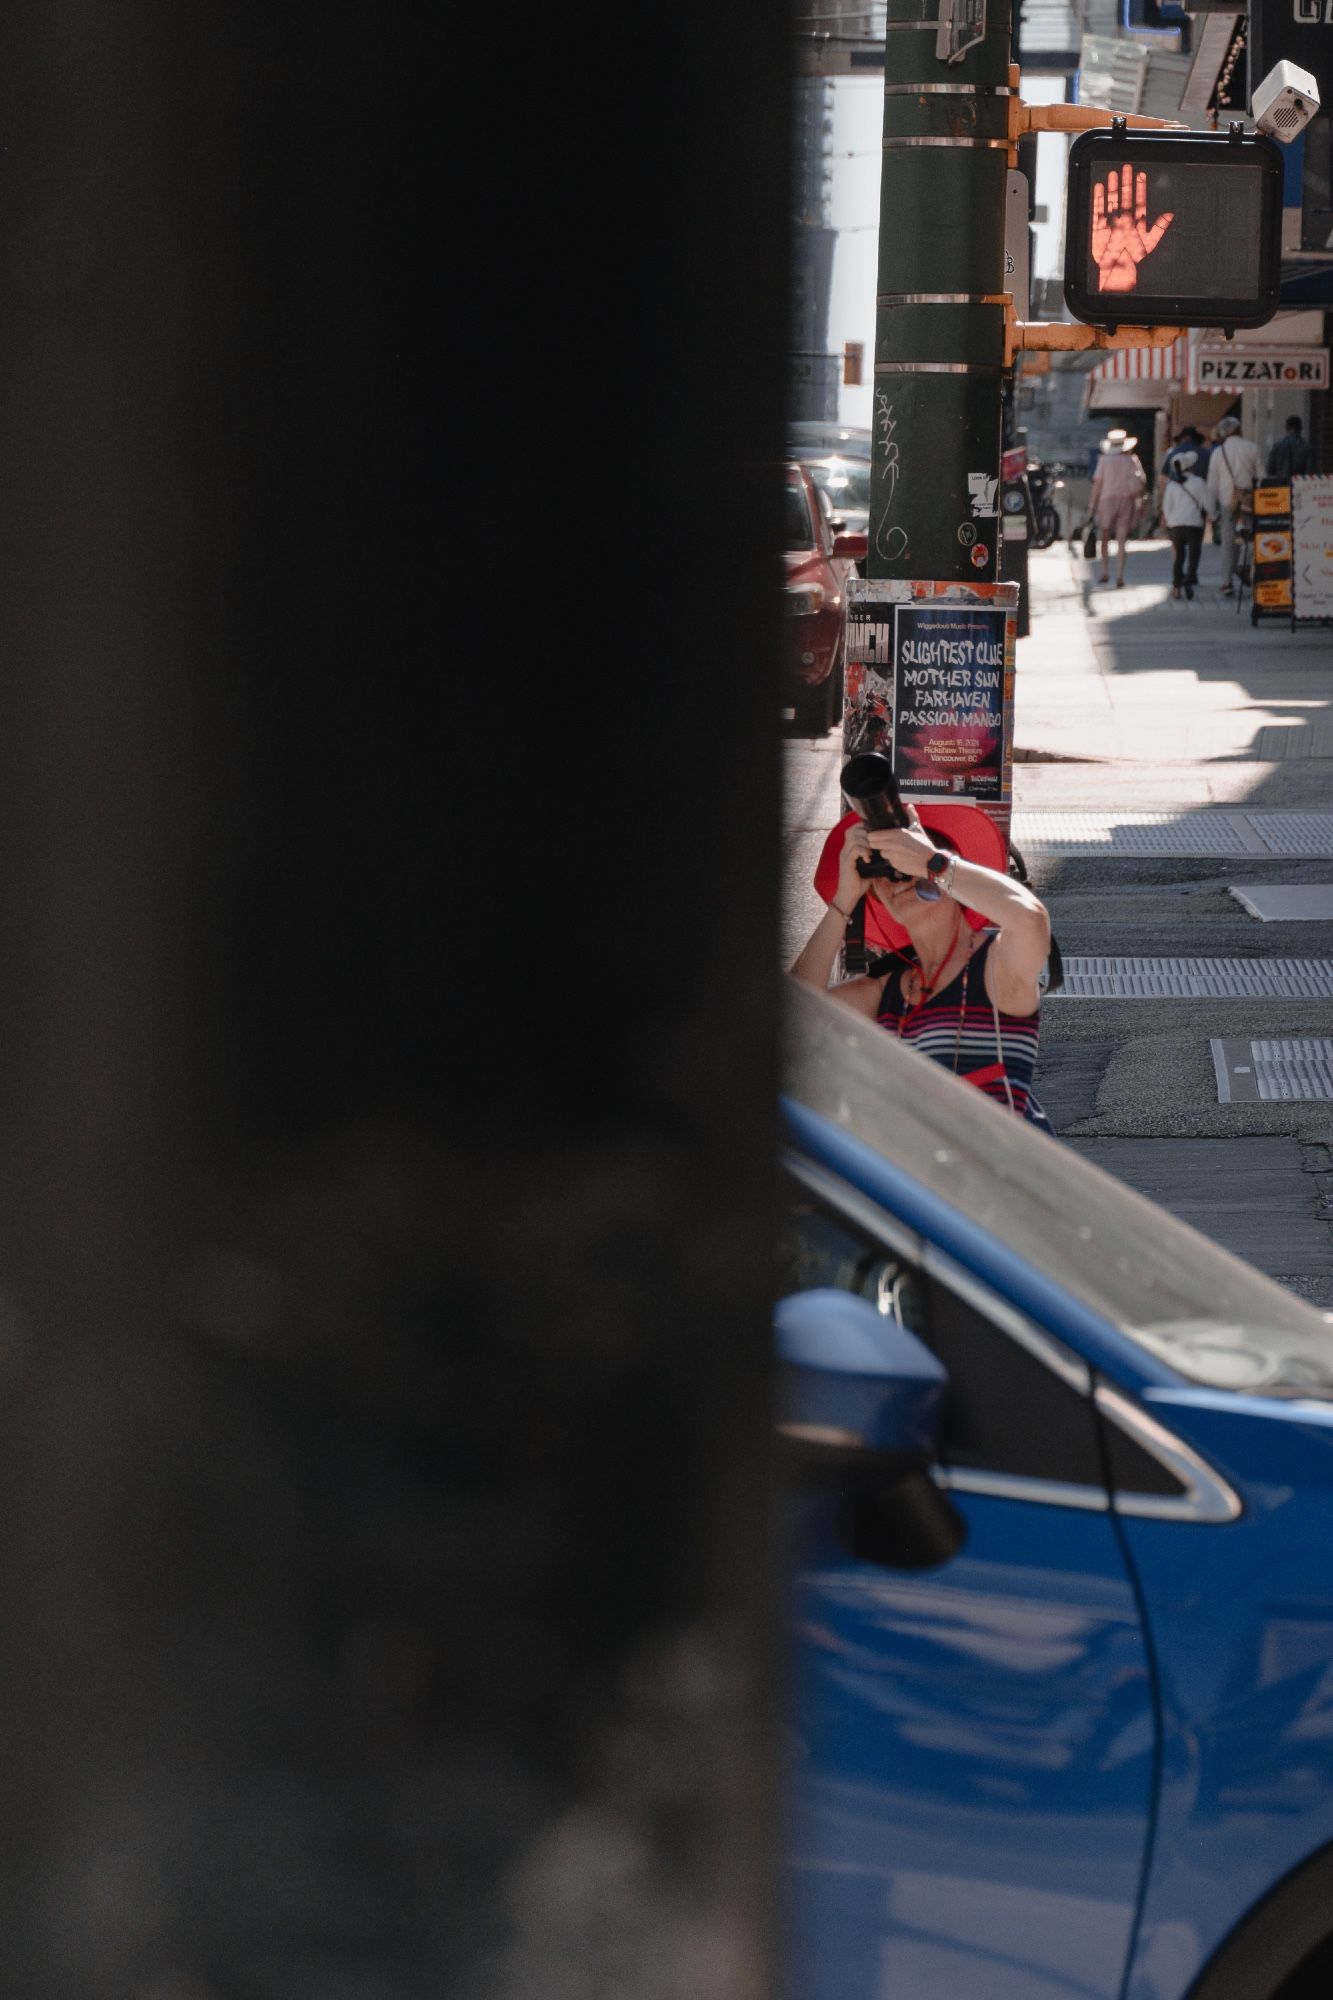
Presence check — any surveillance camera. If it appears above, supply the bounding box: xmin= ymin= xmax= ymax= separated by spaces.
xmin=1251 ymin=61 xmax=1320 ymax=144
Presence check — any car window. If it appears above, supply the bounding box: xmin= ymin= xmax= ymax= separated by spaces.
xmin=787 ymin=423 xmax=872 ymax=458
xmin=780 ymin=1171 xmax=1106 ymax=1487
xmin=785 ymin=479 xmax=816 ymax=552
xmin=778 ymin=1173 xmax=931 ymax=1341
xmin=808 ymin=459 xmax=872 ymax=513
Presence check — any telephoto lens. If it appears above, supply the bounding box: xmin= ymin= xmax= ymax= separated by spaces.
xmin=840 ymin=751 xmax=911 ymax=880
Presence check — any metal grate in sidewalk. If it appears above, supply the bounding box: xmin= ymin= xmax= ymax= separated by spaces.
xmin=1055 ymin=957 xmax=1333 ymax=999
xmin=1248 ymin=815 xmax=1333 ymax=858
xmin=1211 ymin=1038 xmax=1333 ymax=1104
xmin=1012 ymin=812 xmax=1333 ymax=858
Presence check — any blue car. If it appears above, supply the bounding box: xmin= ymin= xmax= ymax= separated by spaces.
xmin=780 ymin=983 xmax=1333 ymax=2000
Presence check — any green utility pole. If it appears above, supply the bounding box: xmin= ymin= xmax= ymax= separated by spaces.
xmin=868 ymin=0 xmax=1014 ymax=586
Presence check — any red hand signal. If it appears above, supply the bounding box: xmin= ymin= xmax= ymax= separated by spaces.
xmin=1091 ymin=166 xmax=1173 ymax=293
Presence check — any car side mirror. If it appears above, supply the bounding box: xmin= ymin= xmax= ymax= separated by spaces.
xmin=832 ymin=530 xmax=868 ymax=562
xmin=776 ymin=1289 xmax=945 ymax=1456
xmin=776 ymin=1290 xmax=963 ymax=1570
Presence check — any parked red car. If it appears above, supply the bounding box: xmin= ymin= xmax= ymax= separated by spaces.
xmin=784 ymin=460 xmax=868 ymax=736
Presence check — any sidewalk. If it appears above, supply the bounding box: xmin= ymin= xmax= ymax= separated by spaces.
xmin=1015 ymin=536 xmax=1333 ymax=805
xmin=1016 ymin=534 xmax=1333 ymax=1303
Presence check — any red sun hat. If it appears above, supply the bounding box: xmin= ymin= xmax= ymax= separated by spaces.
xmin=813 ymin=802 xmax=1009 ymax=954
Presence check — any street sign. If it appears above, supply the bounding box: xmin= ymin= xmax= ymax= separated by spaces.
xmin=1187 ymin=346 xmax=1330 ymax=391
xmin=1063 ymin=129 xmax=1284 ymax=330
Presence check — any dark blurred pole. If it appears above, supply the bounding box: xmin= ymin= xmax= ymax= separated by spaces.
xmin=0 ymin=6 xmax=788 ymax=1996
xmin=869 ymin=0 xmax=1012 ymax=585
xmin=1002 ymin=121 xmax=1037 ymax=637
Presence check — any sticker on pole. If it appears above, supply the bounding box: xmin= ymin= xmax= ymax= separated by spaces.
xmin=967 ymin=473 xmax=998 ymax=518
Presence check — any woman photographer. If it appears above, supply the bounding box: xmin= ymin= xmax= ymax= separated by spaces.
xmin=789 ymin=800 xmax=1056 ymax=1130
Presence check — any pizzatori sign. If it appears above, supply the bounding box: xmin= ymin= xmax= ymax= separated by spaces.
xmin=1188 ymin=346 xmax=1330 ymax=392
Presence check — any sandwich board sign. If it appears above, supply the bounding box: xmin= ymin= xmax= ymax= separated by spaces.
xmin=1292 ymin=475 xmax=1333 ymax=624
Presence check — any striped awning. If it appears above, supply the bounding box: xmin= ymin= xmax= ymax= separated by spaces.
xmin=1088 ymin=336 xmax=1189 ymax=381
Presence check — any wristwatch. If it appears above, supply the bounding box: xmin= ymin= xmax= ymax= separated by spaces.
xmin=925 ymin=849 xmax=958 ymax=894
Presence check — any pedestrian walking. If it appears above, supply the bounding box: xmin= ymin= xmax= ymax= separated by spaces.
xmin=1160 ymin=450 xmax=1214 ymax=600
xmin=1156 ymin=425 xmax=1205 ymax=520
xmin=791 ymin=797 xmax=1056 ymax=1130
xmin=1266 ymin=415 xmax=1313 ymax=482
xmin=1149 ymin=426 xmax=1192 ymax=536
xmin=1089 ymin=426 xmax=1147 ymax=588
xmin=1206 ymin=414 xmax=1262 ymax=598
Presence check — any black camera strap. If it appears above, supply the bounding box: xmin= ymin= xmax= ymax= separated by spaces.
xmin=841 ymin=894 xmax=869 ymax=975
xmin=839 ymin=896 xmax=919 ymax=984
xmin=865 ymin=946 xmax=914 ymax=981
xmin=840 ymin=883 xmax=1064 ymax=994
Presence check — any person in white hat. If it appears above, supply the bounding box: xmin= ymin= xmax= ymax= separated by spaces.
xmin=1088 ymin=427 xmax=1147 ymax=588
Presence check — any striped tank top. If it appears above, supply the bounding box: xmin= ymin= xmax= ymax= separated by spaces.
xmin=875 ymin=930 xmax=1053 ymax=1131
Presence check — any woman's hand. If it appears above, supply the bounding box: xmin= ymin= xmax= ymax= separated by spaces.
xmin=789 ymin=819 xmax=886 ymax=1013
xmin=862 ymin=813 xmax=937 ymax=881
xmin=835 ymin=820 xmax=873 ymax=909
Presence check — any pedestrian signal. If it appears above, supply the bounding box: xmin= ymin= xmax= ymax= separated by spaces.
xmin=1063 ymin=129 xmax=1283 ymax=331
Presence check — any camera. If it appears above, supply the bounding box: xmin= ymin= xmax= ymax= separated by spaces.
xmin=1251 ymin=62 xmax=1320 ymax=145
xmin=840 ymin=751 xmax=912 ymax=880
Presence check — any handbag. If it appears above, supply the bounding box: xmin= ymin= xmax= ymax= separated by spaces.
xmin=1081 ymin=522 xmax=1097 ymax=560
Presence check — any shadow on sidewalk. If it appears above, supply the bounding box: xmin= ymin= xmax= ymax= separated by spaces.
xmin=1053 ymin=537 xmax=1333 ymax=765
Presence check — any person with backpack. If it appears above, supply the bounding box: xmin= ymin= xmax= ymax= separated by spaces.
xmin=1155 ymin=424 xmax=1206 ymax=526
xmin=1160 ymin=450 xmax=1215 ymax=601
xmin=1207 ymin=414 xmax=1262 ymax=598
